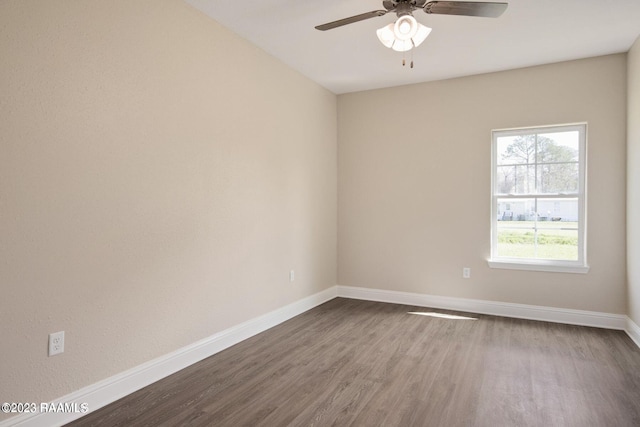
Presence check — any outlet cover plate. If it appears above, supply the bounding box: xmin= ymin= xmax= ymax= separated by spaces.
xmin=49 ymin=331 xmax=65 ymax=356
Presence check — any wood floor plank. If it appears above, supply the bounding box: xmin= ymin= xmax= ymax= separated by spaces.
xmin=67 ymin=298 xmax=640 ymax=427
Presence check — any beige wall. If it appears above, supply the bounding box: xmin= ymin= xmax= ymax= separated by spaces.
xmin=338 ymin=55 xmax=627 ymax=314
xmin=0 ymin=0 xmax=336 ymax=417
xmin=629 ymin=36 xmax=640 ymax=324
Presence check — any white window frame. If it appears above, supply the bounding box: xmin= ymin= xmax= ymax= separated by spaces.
xmin=488 ymin=123 xmax=589 ymax=273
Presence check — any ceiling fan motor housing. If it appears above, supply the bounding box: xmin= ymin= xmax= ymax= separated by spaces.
xmin=393 ymin=1 xmax=418 ymax=17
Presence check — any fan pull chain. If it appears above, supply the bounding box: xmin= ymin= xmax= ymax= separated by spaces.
xmin=401 ymin=55 xmax=414 ymax=68
xmin=401 ymin=48 xmax=415 ymax=68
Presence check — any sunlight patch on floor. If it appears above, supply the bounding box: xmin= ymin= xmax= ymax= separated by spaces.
xmin=408 ymin=312 xmax=477 ymax=320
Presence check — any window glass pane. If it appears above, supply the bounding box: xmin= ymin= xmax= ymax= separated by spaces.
xmin=496 ymin=198 xmax=536 ymax=221
xmin=497 ymin=224 xmax=578 ymax=260
xmin=514 ymin=164 xmax=536 ymax=194
xmin=495 ymin=165 xmax=515 ymax=194
xmin=536 ymin=163 xmax=579 ymax=194
xmin=537 ymin=131 xmax=579 ymax=163
xmin=496 ymin=224 xmax=535 ymax=258
xmin=536 ymin=229 xmax=578 ymax=260
xmin=496 ymin=197 xmax=579 ymax=261
xmin=495 ymin=165 xmax=535 ymax=194
xmin=496 ymin=135 xmax=536 ymax=165
xmin=536 ymin=198 xmax=578 ymax=222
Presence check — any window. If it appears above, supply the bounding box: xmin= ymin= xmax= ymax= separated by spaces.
xmin=489 ymin=124 xmax=588 ymax=273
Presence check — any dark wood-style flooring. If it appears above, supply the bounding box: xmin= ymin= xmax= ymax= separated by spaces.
xmin=68 ymin=298 xmax=640 ymax=426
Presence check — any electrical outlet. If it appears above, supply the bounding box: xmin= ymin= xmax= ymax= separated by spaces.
xmin=290 ymin=270 xmax=295 ymax=282
xmin=49 ymin=331 xmax=64 ymax=356
xmin=463 ymin=267 xmax=471 ymax=279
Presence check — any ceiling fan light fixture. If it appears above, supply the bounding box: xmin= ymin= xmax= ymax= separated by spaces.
xmin=391 ymin=39 xmax=413 ymax=52
xmin=412 ymin=23 xmax=432 ymax=48
xmin=376 ymin=23 xmax=396 ymax=48
xmin=377 ymin=18 xmax=431 ymax=52
xmin=393 ymin=15 xmax=418 ymax=40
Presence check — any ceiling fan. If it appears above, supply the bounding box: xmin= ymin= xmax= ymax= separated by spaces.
xmin=316 ymin=1 xmax=507 ymax=57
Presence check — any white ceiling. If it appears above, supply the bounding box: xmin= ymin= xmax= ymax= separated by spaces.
xmin=185 ymin=0 xmax=640 ymax=94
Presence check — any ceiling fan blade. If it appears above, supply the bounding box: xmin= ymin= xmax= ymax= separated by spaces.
xmin=423 ymin=1 xmax=507 ymax=18
xmin=315 ymin=10 xmax=388 ymax=31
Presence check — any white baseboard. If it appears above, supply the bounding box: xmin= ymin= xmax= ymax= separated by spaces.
xmin=627 ymin=317 xmax=640 ymax=349
xmin=0 ymin=286 xmax=338 ymax=427
xmin=336 ymin=285 xmax=628 ymax=330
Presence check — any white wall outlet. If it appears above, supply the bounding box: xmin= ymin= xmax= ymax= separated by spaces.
xmin=289 ymin=270 xmax=295 ymax=282
xmin=463 ymin=267 xmax=471 ymax=279
xmin=49 ymin=331 xmax=65 ymax=356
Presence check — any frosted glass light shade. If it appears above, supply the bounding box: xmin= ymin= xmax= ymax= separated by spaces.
xmin=376 ymin=19 xmax=431 ymax=52
xmin=376 ymin=23 xmax=395 ymax=48
xmin=393 ymin=15 xmax=418 ymax=41
xmin=412 ymin=23 xmax=431 ymax=48
xmin=392 ymin=39 xmax=413 ymax=52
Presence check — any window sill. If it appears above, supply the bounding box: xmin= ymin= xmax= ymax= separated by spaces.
xmin=487 ymin=259 xmax=590 ymax=274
